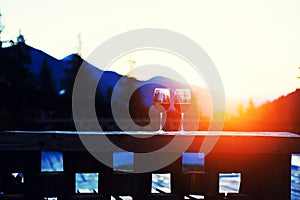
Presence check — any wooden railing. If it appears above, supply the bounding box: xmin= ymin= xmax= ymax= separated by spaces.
xmin=0 ymin=131 xmax=299 ymax=200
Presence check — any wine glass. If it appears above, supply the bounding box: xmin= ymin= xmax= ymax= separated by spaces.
xmin=174 ymin=89 xmax=192 ymax=132
xmin=153 ymin=88 xmax=171 ymax=133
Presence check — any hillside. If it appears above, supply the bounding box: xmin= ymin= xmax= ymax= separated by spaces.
xmin=227 ymin=89 xmax=300 ymax=133
xmin=0 ymin=43 xmax=206 ymax=130
xmin=0 ymin=43 xmax=299 ymax=133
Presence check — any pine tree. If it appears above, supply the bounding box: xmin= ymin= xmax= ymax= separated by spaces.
xmin=0 ymin=44 xmax=33 ymax=112
xmin=247 ymin=99 xmax=255 ymax=115
xmin=39 ymin=58 xmax=54 ymax=94
xmin=238 ymin=104 xmax=244 ymax=117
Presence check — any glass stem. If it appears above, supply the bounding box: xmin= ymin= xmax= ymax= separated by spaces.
xmin=181 ymin=112 xmax=184 ymax=131
xmin=159 ymin=112 xmax=163 ymax=131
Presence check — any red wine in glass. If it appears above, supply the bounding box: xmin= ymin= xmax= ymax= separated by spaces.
xmin=174 ymin=103 xmax=191 ymax=113
xmin=153 ymin=88 xmax=171 ymax=132
xmin=174 ymin=89 xmax=192 ymax=131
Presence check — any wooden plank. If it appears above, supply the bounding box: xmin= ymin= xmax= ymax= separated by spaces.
xmin=134 ymin=153 xmax=182 ymax=173
xmin=226 ymin=193 xmax=252 ymax=200
xmin=63 ymin=152 xmax=111 ymax=172
xmin=66 ymin=194 xmax=110 ymax=199
xmin=0 ymin=131 xmax=299 ymax=154
xmin=0 ymin=151 xmax=40 ymax=172
xmin=24 ymin=172 xmax=74 ymax=197
xmin=0 ymin=132 xmax=85 ymax=152
xmin=144 ymin=193 xmax=182 ymax=200
xmin=0 ymin=194 xmax=27 ymax=199
xmin=3 ymin=130 xmax=299 ymax=137
xmin=205 ymin=193 xmax=225 ymax=200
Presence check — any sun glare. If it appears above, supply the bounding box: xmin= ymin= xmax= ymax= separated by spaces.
xmin=106 ymin=50 xmax=208 ymax=89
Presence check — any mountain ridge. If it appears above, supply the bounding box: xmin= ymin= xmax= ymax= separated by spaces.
xmin=1 ymin=43 xmax=299 ymax=132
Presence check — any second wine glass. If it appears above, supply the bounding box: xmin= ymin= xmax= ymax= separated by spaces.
xmin=174 ymin=89 xmax=192 ymax=132
xmin=153 ymin=88 xmax=171 ymax=133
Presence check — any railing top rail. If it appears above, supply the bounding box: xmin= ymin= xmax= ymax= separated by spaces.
xmin=2 ymin=130 xmax=300 ymax=137
xmin=0 ymin=131 xmax=300 ymax=154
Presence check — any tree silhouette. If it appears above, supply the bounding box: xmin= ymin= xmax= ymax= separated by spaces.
xmin=0 ymin=43 xmax=37 ymax=129
xmin=237 ymin=104 xmax=245 ymax=117
xmin=61 ymin=54 xmax=82 ymax=97
xmin=0 ymin=44 xmax=33 ymax=111
xmin=246 ymin=98 xmax=255 ymax=115
xmin=39 ymin=58 xmax=54 ymax=94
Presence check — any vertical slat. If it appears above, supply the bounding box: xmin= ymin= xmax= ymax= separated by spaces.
xmin=241 ymin=154 xmax=291 ymax=200
xmin=134 ymin=153 xmax=182 ymax=198
xmin=108 ymin=172 xmax=151 ymax=196
xmin=63 ymin=151 xmax=113 ymax=197
xmin=205 ymin=153 xmax=239 ymax=196
xmin=172 ymin=172 xmax=208 ymax=195
xmin=0 ymin=151 xmax=40 ymax=194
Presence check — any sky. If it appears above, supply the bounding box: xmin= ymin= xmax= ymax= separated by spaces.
xmin=1 ymin=0 xmax=300 ymax=109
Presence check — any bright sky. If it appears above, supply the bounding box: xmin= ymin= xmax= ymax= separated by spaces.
xmin=1 ymin=0 xmax=300 ymax=108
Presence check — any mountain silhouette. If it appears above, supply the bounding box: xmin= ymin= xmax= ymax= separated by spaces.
xmin=0 ymin=44 xmax=206 ymax=130
xmin=30 ymin=47 xmax=73 ymax=89
xmin=1 ymin=43 xmax=299 ymax=133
